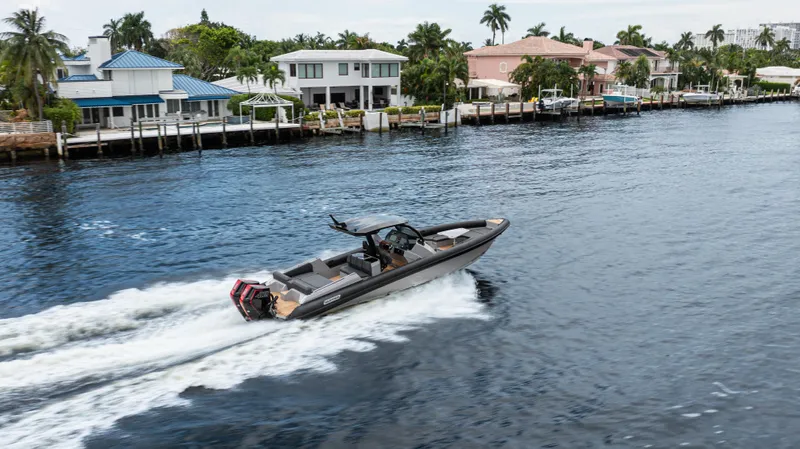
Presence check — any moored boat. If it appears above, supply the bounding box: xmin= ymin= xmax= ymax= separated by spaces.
xmin=683 ymin=85 xmax=721 ymax=104
xmin=602 ymin=84 xmax=641 ymax=107
xmin=230 ymin=215 xmax=510 ymax=321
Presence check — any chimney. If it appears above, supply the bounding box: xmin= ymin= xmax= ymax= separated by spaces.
xmin=86 ymin=35 xmax=112 ymax=77
xmin=583 ymin=39 xmax=594 ymax=52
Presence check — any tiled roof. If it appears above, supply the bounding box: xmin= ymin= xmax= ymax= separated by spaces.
xmin=58 ymin=74 xmax=99 ymax=82
xmin=172 ymin=74 xmax=240 ymax=100
xmin=465 ymin=37 xmax=588 ymax=57
xmin=586 ymin=50 xmax=616 ymax=62
xmin=98 ymin=50 xmax=183 ymax=69
xmin=594 ymin=46 xmax=665 ymax=60
xmin=272 ymin=49 xmax=407 ymax=62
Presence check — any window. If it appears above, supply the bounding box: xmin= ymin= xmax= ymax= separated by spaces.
xmin=82 ymin=109 xmax=92 ymax=122
xmin=167 ymin=99 xmax=180 ymax=114
xmin=290 ymin=64 xmax=297 ymax=77
xmin=146 ymin=104 xmax=154 ymax=118
xmin=298 ymin=63 xmax=323 ymax=79
xmin=181 ymin=100 xmax=201 ymax=112
xmin=371 ymin=63 xmax=399 ymax=78
xmin=499 ymin=62 xmax=508 ymax=73
xmin=208 ymin=100 xmax=220 ymax=117
xmin=103 ymin=70 xmax=113 ymax=81
xmin=374 ymin=87 xmax=384 ymax=95
xmin=354 ymin=63 xmax=360 ymax=71
xmin=339 ymin=63 xmax=348 ymax=76
xmin=113 ymin=107 xmax=124 ymax=117
xmin=57 ymin=68 xmax=66 ymax=79
xmin=362 ymin=63 xmax=369 ymax=78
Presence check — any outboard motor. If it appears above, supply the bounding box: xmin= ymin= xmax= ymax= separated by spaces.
xmin=230 ymin=279 xmax=259 ymax=318
xmin=239 ymin=284 xmax=274 ymax=321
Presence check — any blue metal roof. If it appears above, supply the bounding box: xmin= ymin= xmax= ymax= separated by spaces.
xmin=58 ymin=74 xmax=99 ymax=82
xmin=172 ymin=74 xmax=239 ymax=100
xmin=98 ymin=50 xmax=183 ymax=70
xmin=61 ymin=53 xmax=89 ymax=61
xmin=73 ymin=95 xmax=163 ymax=108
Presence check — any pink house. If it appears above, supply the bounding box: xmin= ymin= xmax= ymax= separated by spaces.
xmin=464 ymin=37 xmax=622 ymax=96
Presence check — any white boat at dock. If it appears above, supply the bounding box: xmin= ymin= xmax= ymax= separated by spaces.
xmin=602 ymin=84 xmax=641 ymax=107
xmin=537 ymin=88 xmax=579 ymax=112
xmin=682 ymin=85 xmax=721 ymax=104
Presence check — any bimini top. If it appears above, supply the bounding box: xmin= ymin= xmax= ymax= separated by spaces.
xmin=329 ymin=214 xmax=408 ymax=236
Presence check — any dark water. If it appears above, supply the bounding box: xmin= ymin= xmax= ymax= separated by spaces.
xmin=1 ymin=103 xmax=799 ymax=449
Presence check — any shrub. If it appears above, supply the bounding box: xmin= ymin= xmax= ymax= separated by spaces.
xmin=227 ymin=93 xmax=306 ymax=121
xmin=754 ymin=81 xmax=791 ymax=93
xmin=383 ymin=107 xmax=400 ymax=115
xmin=302 ymin=110 xmax=339 ymax=121
xmin=401 ymin=105 xmax=442 ymax=114
xmin=345 ymin=109 xmax=365 ymax=118
xmin=44 ymin=98 xmax=81 ymax=133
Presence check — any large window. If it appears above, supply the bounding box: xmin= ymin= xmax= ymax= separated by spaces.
xmin=167 ymin=99 xmax=180 ymax=114
xmin=299 ymin=63 xmax=323 ymax=79
xmin=208 ymin=100 xmax=220 ymax=117
xmin=290 ymin=64 xmax=297 ymax=77
xmin=362 ymin=63 xmax=369 ymax=78
xmin=112 ymin=107 xmax=124 ymax=117
xmin=371 ymin=63 xmax=399 ymax=78
xmin=181 ymin=100 xmax=201 ymax=113
xmin=338 ymin=63 xmax=348 ymax=76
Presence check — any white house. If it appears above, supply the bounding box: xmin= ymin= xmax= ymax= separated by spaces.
xmin=756 ymin=66 xmax=800 ymax=87
xmin=56 ymin=36 xmax=239 ymax=129
xmin=271 ymin=49 xmax=408 ymax=110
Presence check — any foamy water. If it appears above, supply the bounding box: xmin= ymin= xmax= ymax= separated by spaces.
xmin=0 ymin=270 xmax=486 ymax=448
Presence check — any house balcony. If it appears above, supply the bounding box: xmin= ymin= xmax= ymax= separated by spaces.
xmin=57 ymin=80 xmax=114 ymax=99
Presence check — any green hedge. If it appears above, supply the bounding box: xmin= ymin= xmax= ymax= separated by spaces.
xmin=303 ymin=110 xmax=339 ymax=121
xmin=345 ymin=110 xmax=365 ymax=118
xmin=44 ymin=98 xmax=81 ymax=133
xmin=383 ymin=107 xmax=400 ymax=115
xmin=400 ymin=105 xmax=442 ymax=114
xmin=754 ymin=82 xmax=791 ymax=92
xmin=227 ymin=93 xmax=306 ymax=121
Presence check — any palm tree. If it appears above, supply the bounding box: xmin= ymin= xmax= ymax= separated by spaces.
xmin=773 ymin=38 xmax=791 ymax=55
xmin=336 ymin=30 xmax=358 ymax=49
xmin=261 ymin=62 xmax=286 ymax=94
xmin=119 ymin=12 xmax=152 ymax=51
xmin=615 ymin=60 xmax=633 ymax=84
xmin=616 ymin=25 xmax=643 ymax=46
xmin=353 ymin=34 xmax=374 ymax=50
xmin=551 ymin=27 xmax=577 ymax=46
xmin=482 ymin=38 xmax=494 ymax=47
xmin=235 ymin=65 xmax=259 ymax=94
xmin=0 ymin=8 xmax=68 ymax=119
xmin=577 ymin=64 xmax=597 ymax=97
xmin=480 ymin=3 xmax=511 ymax=46
xmin=396 ymin=38 xmax=409 ymax=53
xmin=436 ymin=54 xmax=469 ymax=108
xmin=525 ymin=22 xmax=549 ymax=38
xmin=705 ymin=24 xmax=725 ymax=50
xmin=755 ymin=26 xmax=775 ymax=50
xmin=103 ymin=18 xmax=123 ymax=52
xmin=677 ymin=32 xmax=694 ymax=51
xmin=407 ymin=22 xmax=452 ymax=61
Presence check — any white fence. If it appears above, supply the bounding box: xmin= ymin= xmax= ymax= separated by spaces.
xmin=0 ymin=121 xmax=54 ymax=134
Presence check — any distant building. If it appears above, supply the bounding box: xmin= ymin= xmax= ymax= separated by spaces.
xmin=760 ymin=22 xmax=800 ymax=49
xmin=693 ymin=25 xmax=798 ymax=50
xmin=465 ymin=37 xmax=679 ymax=95
xmin=271 ymin=50 xmax=408 ymax=110
xmin=56 ymin=36 xmax=239 ymax=129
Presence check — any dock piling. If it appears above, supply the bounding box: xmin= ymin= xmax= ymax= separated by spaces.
xmin=475 ymin=104 xmax=480 ymax=126
xmin=191 ymin=122 xmax=197 ymax=150
xmin=490 ymin=103 xmax=495 ymax=125
xmin=445 ymin=111 xmax=449 ymax=135
xmin=129 ymin=120 xmax=135 ymax=155
xmin=197 ymin=122 xmax=203 ymax=155
xmin=61 ymin=123 xmax=69 ymax=159
xmin=96 ymin=123 xmax=103 ymax=158
xmin=221 ymin=117 xmax=227 ymax=147
xmin=138 ymin=121 xmax=144 ymax=155
xmin=505 ymin=102 xmax=509 ymax=123
xmin=176 ymin=123 xmax=182 ymax=150
xmin=249 ymin=109 xmax=255 ymax=145
xmin=157 ymin=122 xmax=163 ymax=158
xmin=379 ymin=112 xmax=384 ymax=135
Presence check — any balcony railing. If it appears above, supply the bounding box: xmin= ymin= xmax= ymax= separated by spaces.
xmin=0 ymin=121 xmax=54 ymax=134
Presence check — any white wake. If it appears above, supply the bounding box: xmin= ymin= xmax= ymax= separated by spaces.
xmin=0 ymin=269 xmax=487 ymax=449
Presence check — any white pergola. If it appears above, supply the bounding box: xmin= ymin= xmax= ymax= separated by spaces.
xmin=239 ymin=92 xmax=295 ymax=123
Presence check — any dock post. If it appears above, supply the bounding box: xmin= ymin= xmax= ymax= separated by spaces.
xmin=660 ymin=94 xmax=663 ymax=110
xmin=191 ymin=122 xmax=197 ymax=150
xmin=359 ymin=115 xmax=363 ymax=135
xmin=637 ymin=101 xmax=641 ymax=115
xmin=197 ymin=122 xmax=203 ymax=155
xmin=275 ymin=111 xmax=280 ymax=143
xmin=176 ymin=123 xmax=182 ymax=150
xmin=129 ymin=120 xmax=135 ymax=155
xmin=445 ymin=111 xmax=449 ymax=135
xmin=157 ymin=122 xmax=163 ymax=158
xmin=475 ymin=104 xmax=480 ymax=125
xmin=9 ymin=148 xmax=16 ymax=163
xmin=249 ymin=109 xmax=255 ymax=145
xmin=490 ymin=103 xmax=495 ymax=124
xmin=379 ymin=112 xmax=384 ymax=135
xmin=222 ymin=117 xmax=227 ymax=147
xmin=96 ymin=123 xmax=103 ymax=158
xmin=577 ymin=100 xmax=581 ymax=122
xmin=61 ymin=123 xmax=68 ymax=159
xmin=454 ymin=107 xmax=458 ymax=128
xmin=138 ymin=121 xmax=144 ymax=155
xmin=505 ymin=102 xmax=509 ymax=123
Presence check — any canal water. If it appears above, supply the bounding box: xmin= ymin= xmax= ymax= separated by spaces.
xmin=1 ymin=103 xmax=799 ymax=448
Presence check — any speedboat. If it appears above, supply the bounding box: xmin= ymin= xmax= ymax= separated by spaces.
xmin=683 ymin=85 xmax=720 ymax=104
xmin=230 ymin=215 xmax=510 ymax=321
xmin=602 ymin=84 xmax=641 ymax=107
xmin=537 ymin=89 xmax=579 ymax=112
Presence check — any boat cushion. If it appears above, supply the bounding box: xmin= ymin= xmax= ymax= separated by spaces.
xmin=291 ymin=273 xmax=333 ymax=294
xmin=273 ymin=271 xmax=292 ymax=283
xmin=347 ymin=253 xmax=380 ymax=276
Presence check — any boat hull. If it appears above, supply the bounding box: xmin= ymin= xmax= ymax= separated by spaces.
xmin=602 ymin=95 xmax=639 ymax=106
xmin=683 ymin=93 xmax=720 ymax=104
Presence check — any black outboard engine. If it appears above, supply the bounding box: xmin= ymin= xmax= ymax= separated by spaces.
xmin=230 ymin=279 xmax=259 ymax=318
xmin=239 ymin=284 xmax=274 ymax=321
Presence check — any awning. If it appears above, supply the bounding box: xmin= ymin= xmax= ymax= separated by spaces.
xmin=73 ymin=95 xmax=164 ymax=108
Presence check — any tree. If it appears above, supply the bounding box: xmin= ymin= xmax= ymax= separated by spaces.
xmin=615 ymin=60 xmax=633 ymax=84
xmin=482 ymin=38 xmax=494 ymax=47
xmin=577 ymin=64 xmax=597 ymax=97
xmin=551 ymin=27 xmax=578 ymax=46
xmin=480 ymin=3 xmax=511 ymax=46
xmin=261 ymin=62 xmax=286 ymax=94
xmin=705 ymin=24 xmax=725 ymax=50
xmin=525 ymin=22 xmax=549 ymax=38
xmin=407 ymin=22 xmax=452 ymax=61
xmin=773 ymin=38 xmax=790 ymax=55
xmin=200 ymin=9 xmax=209 ymax=25
xmin=236 ymin=65 xmax=258 ymax=94
xmin=630 ymin=54 xmax=651 ymax=88
xmin=0 ymin=8 xmax=68 ymax=119
xmin=396 ymin=38 xmax=409 ymax=53
xmin=436 ymin=54 xmax=469 ymax=108
xmin=103 ymin=18 xmax=123 ymax=52
xmin=509 ymin=55 xmax=578 ymax=100
xmin=616 ymin=24 xmax=643 ymax=46
xmin=677 ymin=32 xmax=694 ymax=51
xmin=755 ymin=26 xmax=775 ymax=50
xmin=119 ymin=12 xmax=153 ymax=51
xmin=336 ymin=30 xmax=358 ymax=49
xmin=353 ymin=33 xmax=374 ymax=50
